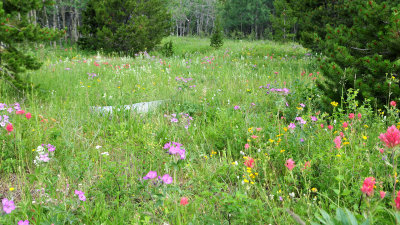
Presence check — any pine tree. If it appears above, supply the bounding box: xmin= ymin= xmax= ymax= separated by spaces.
xmin=289 ymin=0 xmax=400 ymax=108
xmin=78 ymin=0 xmax=171 ymax=55
xmin=210 ymin=18 xmax=223 ymax=49
xmin=0 ymin=0 xmax=64 ymax=92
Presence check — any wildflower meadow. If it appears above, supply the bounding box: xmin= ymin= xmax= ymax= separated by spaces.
xmin=1 ymin=37 xmax=400 ymax=224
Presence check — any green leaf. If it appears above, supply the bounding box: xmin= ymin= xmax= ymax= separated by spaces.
xmin=333 ymin=189 xmax=340 ymax=195
xmin=335 ymin=175 xmax=344 ymax=182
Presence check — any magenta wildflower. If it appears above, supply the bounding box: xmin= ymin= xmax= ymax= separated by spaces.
xmin=74 ymin=190 xmax=86 ymax=201
xmin=311 ymin=116 xmax=317 ymax=122
xmin=18 ymin=220 xmax=29 ymax=225
xmin=234 ymin=105 xmax=240 ymax=110
xmin=164 ymin=142 xmax=186 ymax=159
xmin=2 ymin=198 xmax=15 ymax=214
xmin=288 ymin=123 xmax=296 ymax=129
xmin=161 ymin=174 xmax=173 ymax=184
xmin=47 ymin=144 xmax=56 ymax=152
xmin=143 ymin=171 xmax=158 ymax=180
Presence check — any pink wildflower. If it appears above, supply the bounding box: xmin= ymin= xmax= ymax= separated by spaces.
xmin=320 ymin=124 xmax=324 ymax=128
xmin=395 ymin=190 xmax=400 ymax=210
xmin=6 ymin=123 xmax=13 ymax=132
xmin=18 ymin=220 xmax=29 ymax=225
xmin=343 ymin=122 xmax=348 ymax=128
xmin=16 ymin=110 xmax=25 ymax=115
xmin=25 ymin=113 xmax=32 ymax=119
xmin=361 ymin=177 xmax=375 ymax=197
xmin=180 ymin=197 xmax=189 ymax=206
xmin=328 ymin=125 xmax=333 ymax=130
xmin=244 ymin=157 xmax=255 ymax=168
xmin=379 ymin=125 xmax=400 ymax=148
xmin=334 ymin=136 xmax=341 ymax=149
xmin=244 ymin=143 xmax=250 ymax=149
xmin=380 ymin=191 xmax=386 ymax=199
xmin=348 ymin=113 xmax=355 ymax=119
xmin=285 ymin=158 xmax=295 ymax=171
xmin=358 ymin=113 xmax=362 ymax=119
xmin=391 ymin=101 xmax=397 ymax=107
xmin=303 ymin=161 xmax=311 ymax=170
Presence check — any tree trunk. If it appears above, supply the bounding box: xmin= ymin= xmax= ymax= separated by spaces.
xmin=60 ymin=2 xmax=67 ymax=42
xmin=53 ymin=5 xmax=57 ymax=47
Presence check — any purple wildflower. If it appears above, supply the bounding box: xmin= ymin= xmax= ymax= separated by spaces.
xmin=234 ymin=105 xmax=240 ymax=110
xmin=311 ymin=116 xmax=317 ymax=122
xmin=288 ymin=123 xmax=296 ymax=129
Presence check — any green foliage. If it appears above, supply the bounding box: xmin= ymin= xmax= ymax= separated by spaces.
xmin=78 ymin=0 xmax=171 ymax=55
xmin=162 ymin=40 xmax=174 ymax=57
xmin=270 ymin=0 xmax=297 ymax=42
xmin=223 ymin=0 xmax=273 ymax=39
xmin=210 ymin=19 xmax=224 ymax=49
xmin=0 ymin=0 xmax=64 ymax=92
xmin=289 ymin=0 xmax=400 ymax=108
xmin=311 ymin=208 xmax=370 ymax=225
